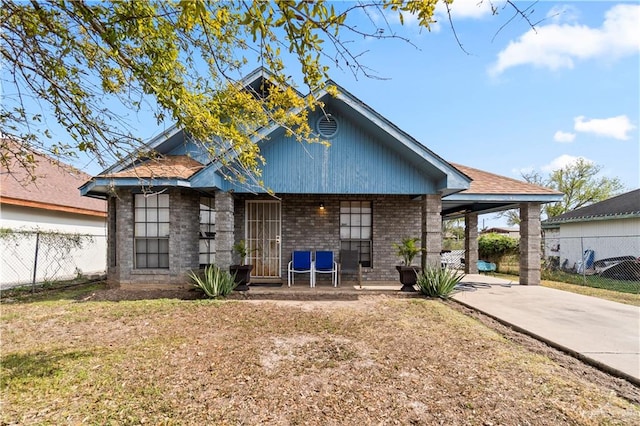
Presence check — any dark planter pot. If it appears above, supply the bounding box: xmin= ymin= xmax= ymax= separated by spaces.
xmin=230 ymin=264 xmax=253 ymax=291
xmin=396 ymin=265 xmax=421 ymax=292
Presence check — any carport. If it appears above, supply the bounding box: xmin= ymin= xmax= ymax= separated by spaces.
xmin=441 ymin=164 xmax=563 ymax=285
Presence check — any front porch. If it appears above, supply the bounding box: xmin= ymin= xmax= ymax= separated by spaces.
xmin=232 ymin=273 xmax=514 ymax=299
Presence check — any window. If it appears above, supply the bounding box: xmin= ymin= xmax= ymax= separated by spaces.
xmin=340 ymin=201 xmax=372 ymax=267
xmin=199 ymin=197 xmax=216 ymax=267
xmin=134 ymin=193 xmax=169 ymax=269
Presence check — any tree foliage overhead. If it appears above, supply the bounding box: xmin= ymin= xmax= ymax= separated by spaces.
xmin=2 ymin=0 xmax=534 ymax=185
xmin=500 ymin=158 xmax=625 ymax=224
xmin=1 ymin=0 xmax=448 ymax=182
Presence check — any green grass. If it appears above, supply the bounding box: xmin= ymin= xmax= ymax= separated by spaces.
xmin=493 ymin=256 xmax=640 ymax=296
xmin=541 ymin=269 xmax=640 ymax=294
xmin=495 ymin=273 xmax=640 ymax=306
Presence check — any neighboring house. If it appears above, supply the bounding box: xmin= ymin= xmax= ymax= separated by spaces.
xmin=542 ymin=189 xmax=640 ymax=270
xmin=80 ymin=69 xmax=562 ymax=288
xmin=1 ymin=139 xmax=107 ymax=286
xmin=480 ymin=227 xmax=520 ymax=239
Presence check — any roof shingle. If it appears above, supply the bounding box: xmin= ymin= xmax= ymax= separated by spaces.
xmin=452 ymin=163 xmax=562 ymax=196
xmin=544 ymin=189 xmax=640 ymax=223
xmin=1 ymin=140 xmax=106 ymax=216
xmin=102 ymin=155 xmax=204 ymax=179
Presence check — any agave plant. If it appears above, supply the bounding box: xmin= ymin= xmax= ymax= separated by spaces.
xmin=189 ymin=265 xmax=237 ymax=298
xmin=416 ymin=266 xmax=465 ymax=299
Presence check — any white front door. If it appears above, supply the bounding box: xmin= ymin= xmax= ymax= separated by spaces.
xmin=246 ymin=201 xmax=281 ymax=278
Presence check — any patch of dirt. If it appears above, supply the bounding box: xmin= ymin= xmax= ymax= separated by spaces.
xmin=446 ymin=301 xmax=640 ymax=405
xmin=79 ymin=286 xmax=640 ymax=405
xmin=3 ymin=287 xmax=639 ymax=425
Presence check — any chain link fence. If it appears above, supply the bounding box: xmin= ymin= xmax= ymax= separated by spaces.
xmin=541 ymin=235 xmax=640 ymax=294
xmin=441 ymin=234 xmax=639 ymax=294
xmin=0 ymin=230 xmax=107 ymax=290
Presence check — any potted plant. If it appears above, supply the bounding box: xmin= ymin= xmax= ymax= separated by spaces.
xmin=229 ymin=239 xmax=254 ymax=291
xmin=393 ymin=237 xmax=424 ymax=292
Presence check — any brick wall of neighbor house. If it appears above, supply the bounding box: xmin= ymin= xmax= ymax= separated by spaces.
xmin=110 ymin=189 xmax=200 ymax=287
xmin=235 ymin=194 xmax=424 ymax=282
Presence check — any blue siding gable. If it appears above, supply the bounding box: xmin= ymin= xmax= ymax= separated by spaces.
xmin=221 ymin=108 xmax=444 ymax=194
xmin=84 ymin=73 xmax=470 ymax=197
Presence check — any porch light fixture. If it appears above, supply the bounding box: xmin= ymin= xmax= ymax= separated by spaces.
xmin=319 ymin=202 xmax=325 ymax=210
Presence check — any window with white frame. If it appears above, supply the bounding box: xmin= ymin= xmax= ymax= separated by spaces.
xmin=199 ymin=197 xmax=216 ymax=267
xmin=134 ymin=193 xmax=169 ymax=269
xmin=340 ymin=201 xmax=372 ymax=267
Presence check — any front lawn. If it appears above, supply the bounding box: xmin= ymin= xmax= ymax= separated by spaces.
xmin=1 ymin=292 xmax=638 ymax=424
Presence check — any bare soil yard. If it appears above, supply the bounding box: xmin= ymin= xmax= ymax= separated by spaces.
xmin=1 ymin=287 xmax=639 ymax=425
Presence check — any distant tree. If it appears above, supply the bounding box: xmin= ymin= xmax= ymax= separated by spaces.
xmin=1 ymin=0 xmax=536 ymax=183
xmin=500 ymin=158 xmax=625 ymax=224
xmin=442 ymin=218 xmax=465 ymax=250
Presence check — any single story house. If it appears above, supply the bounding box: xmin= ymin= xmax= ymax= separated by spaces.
xmin=80 ymin=69 xmax=562 ymax=289
xmin=480 ymin=227 xmax=520 ymax=239
xmin=1 ymin=138 xmax=107 ymax=287
xmin=542 ymin=189 xmax=640 ymax=271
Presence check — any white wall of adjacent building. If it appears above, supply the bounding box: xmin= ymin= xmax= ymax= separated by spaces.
xmin=547 ymin=218 xmax=640 ymax=270
xmin=0 ymin=204 xmax=107 ymax=288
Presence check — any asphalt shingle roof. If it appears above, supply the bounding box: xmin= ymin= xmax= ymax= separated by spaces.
xmin=1 ymin=140 xmax=106 ymax=216
xmin=544 ymin=189 xmax=640 ymax=223
xmin=103 ymin=156 xmax=204 ymax=179
xmin=451 ymin=163 xmax=562 ymax=196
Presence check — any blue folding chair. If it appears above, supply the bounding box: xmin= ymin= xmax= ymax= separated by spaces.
xmin=314 ymin=251 xmax=338 ymax=287
xmin=287 ymin=251 xmax=313 ymax=287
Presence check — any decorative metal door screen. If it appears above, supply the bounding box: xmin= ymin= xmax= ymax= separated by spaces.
xmin=245 ymin=201 xmax=281 ymax=278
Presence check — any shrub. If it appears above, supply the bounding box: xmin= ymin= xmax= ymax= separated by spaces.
xmin=189 ymin=265 xmax=237 ymax=298
xmin=478 ymin=233 xmax=519 ymax=265
xmin=416 ymin=267 xmax=465 ymax=299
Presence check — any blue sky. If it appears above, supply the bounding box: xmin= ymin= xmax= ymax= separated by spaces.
xmin=292 ymin=0 xmax=639 ymax=227
xmin=43 ymin=1 xmax=640 ymax=227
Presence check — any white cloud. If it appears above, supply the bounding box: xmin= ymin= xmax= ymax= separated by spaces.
xmin=367 ymin=0 xmax=503 ymax=34
xmin=541 ymin=154 xmax=592 ymax=172
xmin=489 ymin=4 xmax=640 ymax=75
xmin=553 ymin=131 xmax=576 ymax=143
xmin=546 ymin=5 xmax=580 ymax=24
xmin=436 ymin=0 xmax=503 ymax=20
xmin=574 ymin=115 xmax=636 ymax=140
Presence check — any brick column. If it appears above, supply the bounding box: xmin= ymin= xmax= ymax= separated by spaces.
xmin=421 ymin=194 xmax=442 ymax=268
xmin=215 ymin=191 xmax=234 ymax=271
xmin=520 ymin=202 xmax=541 ymax=285
xmin=464 ymin=212 xmax=479 ymax=274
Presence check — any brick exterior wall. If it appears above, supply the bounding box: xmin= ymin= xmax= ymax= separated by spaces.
xmin=234 ymin=194 xmax=425 ymax=283
xmin=108 ymin=188 xmax=200 ymax=287
xmin=109 ymin=190 xmax=441 ymax=286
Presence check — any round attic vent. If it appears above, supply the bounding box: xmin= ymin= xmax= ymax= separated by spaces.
xmin=316 ymin=114 xmax=339 ymax=138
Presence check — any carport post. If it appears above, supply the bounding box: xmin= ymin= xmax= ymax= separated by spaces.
xmin=519 ymin=202 xmax=541 ymax=285
xmin=464 ymin=213 xmax=478 ymax=274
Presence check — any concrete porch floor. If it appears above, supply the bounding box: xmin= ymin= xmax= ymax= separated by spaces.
xmin=243 ymin=273 xmax=510 ymax=296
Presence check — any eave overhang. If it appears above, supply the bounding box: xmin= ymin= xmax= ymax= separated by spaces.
xmin=80 ymin=177 xmax=193 ymax=199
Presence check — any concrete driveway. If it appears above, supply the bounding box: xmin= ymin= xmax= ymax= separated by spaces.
xmin=453 ymin=275 xmax=640 ymax=385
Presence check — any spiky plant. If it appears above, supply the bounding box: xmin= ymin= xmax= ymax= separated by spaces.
xmin=189 ymin=265 xmax=237 ymax=298
xmin=416 ymin=266 xmax=465 ymax=299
